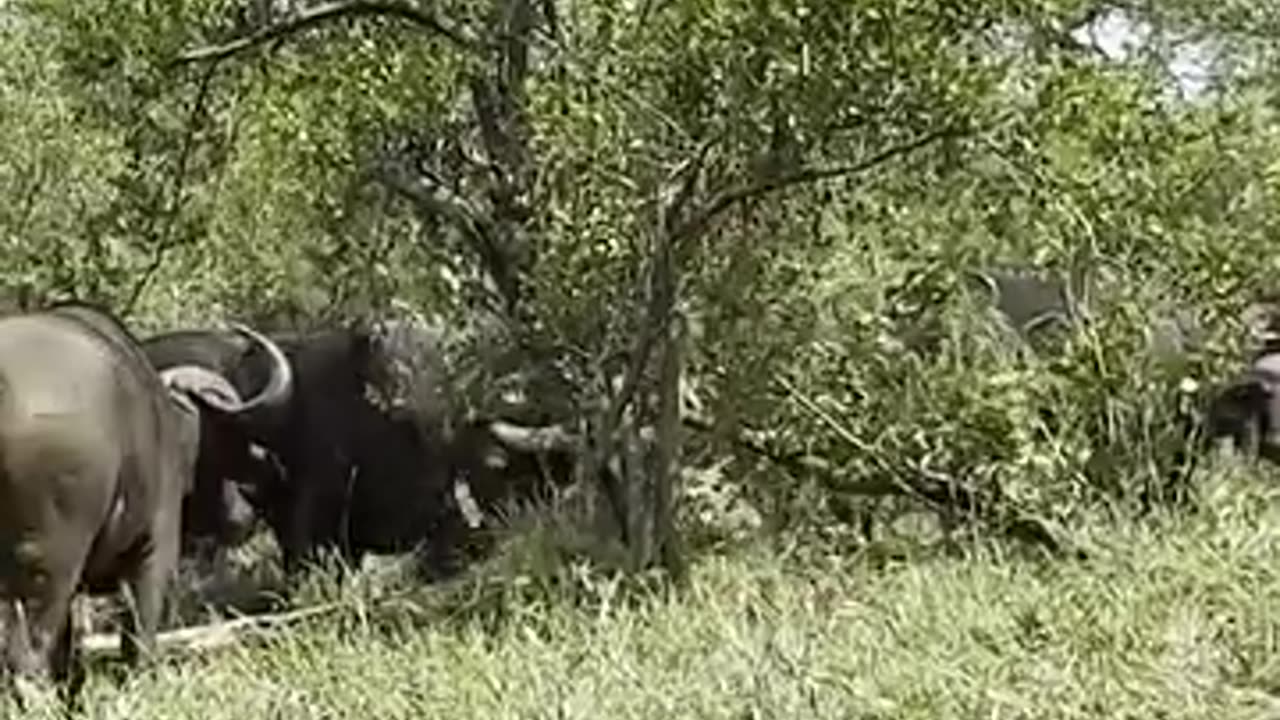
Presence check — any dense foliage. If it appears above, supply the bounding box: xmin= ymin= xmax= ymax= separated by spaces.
xmin=3 ymin=0 xmax=1280 ymax=559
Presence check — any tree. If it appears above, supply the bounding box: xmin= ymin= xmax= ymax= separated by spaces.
xmin=10 ymin=0 xmax=1280 ymax=570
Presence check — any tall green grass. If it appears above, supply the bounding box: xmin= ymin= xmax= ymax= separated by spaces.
xmin=7 ymin=456 xmax=1280 ymax=719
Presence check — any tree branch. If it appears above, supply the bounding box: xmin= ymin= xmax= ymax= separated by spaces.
xmin=600 ymin=140 xmax=717 ymax=439
xmin=373 ymin=163 xmax=522 ymax=307
xmin=83 ymin=603 xmax=342 ymax=657
xmin=124 ymin=60 xmax=221 ymax=314
xmin=653 ymin=311 xmax=687 ymax=580
xmin=176 ymin=0 xmax=483 ymax=64
xmin=670 ymin=125 xmax=967 ymax=248
xmin=660 ymin=137 xmax=716 ymax=235
xmin=599 ymin=127 xmax=964 ymax=455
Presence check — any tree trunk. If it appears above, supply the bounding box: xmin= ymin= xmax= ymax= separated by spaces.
xmin=654 ymin=309 xmax=688 ymax=583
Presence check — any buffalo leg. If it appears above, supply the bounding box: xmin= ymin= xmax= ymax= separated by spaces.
xmin=6 ymin=542 xmax=88 ymax=686
xmin=2 ymin=599 xmax=42 ymax=682
xmin=280 ymin=463 xmax=350 ymax=574
xmin=420 ymin=491 xmax=466 ymax=580
xmin=120 ymin=522 xmax=178 ymax=667
xmin=4 ymin=578 xmax=79 ymax=708
xmin=50 ymin=606 xmax=84 ymax=710
xmin=2 ymin=599 xmax=43 ymax=708
xmin=280 ymin=486 xmax=315 ymax=575
xmin=274 ymin=448 xmax=318 ymax=575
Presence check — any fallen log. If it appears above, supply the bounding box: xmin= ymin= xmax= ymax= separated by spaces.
xmin=82 ymin=602 xmax=343 ymax=657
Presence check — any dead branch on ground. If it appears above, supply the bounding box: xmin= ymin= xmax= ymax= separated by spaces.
xmin=82 ymin=602 xmax=343 ymax=658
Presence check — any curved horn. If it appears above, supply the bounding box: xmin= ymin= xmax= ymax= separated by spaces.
xmin=160 ymin=364 xmax=245 ymax=412
xmin=225 ymin=322 xmax=294 ymax=420
xmin=160 ymin=326 xmax=293 ymax=424
xmin=487 ymin=421 xmax=582 ymax=454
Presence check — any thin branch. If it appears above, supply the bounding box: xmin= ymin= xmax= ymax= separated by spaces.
xmin=773 ymin=374 xmax=935 ymax=503
xmin=83 ymin=603 xmax=343 ymax=657
xmin=124 ymin=60 xmax=221 ymax=314
xmin=373 ymin=163 xmax=522 ymax=308
xmin=375 ymin=164 xmax=488 ymax=241
xmin=600 ymin=137 xmax=721 ymax=434
xmin=176 ymin=0 xmax=483 ymax=65
xmin=602 ymin=246 xmax=669 ymax=436
xmin=660 ymin=137 xmax=716 ymax=235
xmin=604 ymin=127 xmax=964 ymax=444
xmin=529 ymin=27 xmax=694 ymax=144
xmin=670 ymin=125 xmax=967 ymax=248
xmin=686 ymin=406 xmax=1070 ymax=554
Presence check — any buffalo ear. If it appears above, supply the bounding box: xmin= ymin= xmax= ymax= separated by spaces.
xmin=187 ymin=385 xmax=242 ymax=410
xmin=160 ymin=365 xmax=249 ymax=415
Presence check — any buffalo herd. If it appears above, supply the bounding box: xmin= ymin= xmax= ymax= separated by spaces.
xmin=0 ymin=301 xmax=571 ymax=701
xmin=1 ymin=284 xmax=1280 ymax=701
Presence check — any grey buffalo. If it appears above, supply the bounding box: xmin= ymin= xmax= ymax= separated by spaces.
xmin=964 ymin=266 xmax=1081 ymax=337
xmin=0 ymin=303 xmax=271 ymax=697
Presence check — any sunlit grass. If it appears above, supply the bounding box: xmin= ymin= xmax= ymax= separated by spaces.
xmin=8 ymin=459 xmax=1280 ymax=719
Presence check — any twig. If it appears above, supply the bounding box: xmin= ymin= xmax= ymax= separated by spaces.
xmin=669 ymin=126 xmax=967 ymax=248
xmin=123 ymin=60 xmax=221 ymax=314
xmin=176 ymin=0 xmax=484 ymax=64
xmin=373 ymin=163 xmax=515 ymax=307
xmin=82 ymin=602 xmax=343 ymax=657
xmin=660 ymin=137 xmax=716 ymax=235
xmin=773 ymin=374 xmax=971 ymax=510
xmin=601 ymin=139 xmax=716 ymax=440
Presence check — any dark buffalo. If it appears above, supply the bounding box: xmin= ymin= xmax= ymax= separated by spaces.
xmin=0 ymin=303 xmax=264 ymax=697
xmin=1196 ymin=351 xmax=1280 ymax=464
xmin=1167 ymin=300 xmax=1280 ymax=475
xmin=142 ymin=319 xmax=459 ymax=574
xmin=153 ymin=328 xmax=293 ymax=550
xmin=450 ymin=419 xmax=577 ymax=523
xmin=258 ymin=324 xmax=455 ymax=571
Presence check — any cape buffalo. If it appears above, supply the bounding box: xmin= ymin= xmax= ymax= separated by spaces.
xmin=154 ymin=331 xmax=293 ymax=549
xmin=1168 ymin=301 xmax=1280 ymax=473
xmin=450 ymin=419 xmax=577 ymax=522
xmin=142 ymin=316 xmax=597 ymax=578
xmin=142 ymin=320 xmax=458 ymax=575
xmin=1197 ymin=351 xmax=1280 ymax=464
xmin=964 ymin=266 xmax=1080 ymax=337
xmin=0 ymin=303 xmax=270 ymax=696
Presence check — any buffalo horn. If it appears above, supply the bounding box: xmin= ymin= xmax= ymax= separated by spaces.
xmin=160 ymin=365 xmax=244 ymax=410
xmin=225 ymin=323 xmax=293 ymax=419
xmin=486 ymin=421 xmax=581 ymax=453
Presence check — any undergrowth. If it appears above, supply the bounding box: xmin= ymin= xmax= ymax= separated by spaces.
xmin=7 ymin=454 xmax=1280 ymax=719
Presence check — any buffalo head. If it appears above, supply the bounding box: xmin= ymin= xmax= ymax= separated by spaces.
xmin=1202 ymin=352 xmax=1280 ymax=464
xmin=1196 ymin=300 xmax=1280 ymax=464
xmin=449 ymin=419 xmax=580 ymax=529
xmin=158 ymin=323 xmax=293 ymax=547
